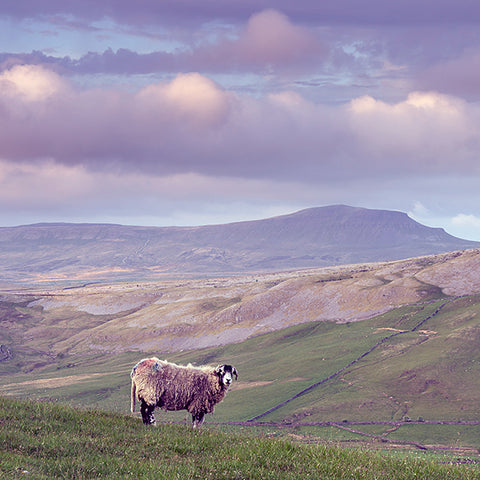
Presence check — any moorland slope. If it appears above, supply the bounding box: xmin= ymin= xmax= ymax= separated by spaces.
xmin=1 ymin=205 xmax=478 ymax=283
xmin=1 ymin=249 xmax=479 ymax=359
xmin=1 ymin=249 xmax=480 ymax=450
xmin=0 ymin=249 xmax=480 ymax=356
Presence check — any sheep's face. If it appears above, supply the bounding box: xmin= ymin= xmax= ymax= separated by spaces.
xmin=216 ymin=364 xmax=238 ymax=387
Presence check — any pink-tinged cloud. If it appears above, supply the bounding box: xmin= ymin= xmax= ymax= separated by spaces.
xmin=0 ymin=66 xmax=237 ymax=167
xmin=1 ymin=6 xmax=477 ymax=95
xmin=0 ymin=10 xmax=325 ymax=76
xmin=138 ymin=73 xmax=233 ymax=127
xmin=184 ymin=9 xmax=326 ymax=74
xmin=0 ymin=64 xmax=69 ymax=101
xmin=95 ymin=9 xmax=325 ymax=75
xmin=232 ymin=10 xmax=324 ymax=69
xmin=1 ymin=64 xmax=480 ymax=183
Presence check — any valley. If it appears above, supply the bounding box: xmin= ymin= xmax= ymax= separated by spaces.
xmin=1 ymin=248 xmax=480 ymax=452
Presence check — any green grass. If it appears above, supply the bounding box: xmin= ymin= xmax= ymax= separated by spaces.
xmin=0 ymin=396 xmax=478 ymax=480
xmin=2 ymin=296 xmax=480 ymax=450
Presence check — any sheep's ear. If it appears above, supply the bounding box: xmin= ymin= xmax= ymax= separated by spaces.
xmin=233 ymin=367 xmax=238 ymax=380
xmin=215 ymin=365 xmax=224 ymax=376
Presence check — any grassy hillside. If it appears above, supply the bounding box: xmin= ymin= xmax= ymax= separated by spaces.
xmin=2 ymin=295 xmax=480 ymax=451
xmin=1 ymin=250 xmax=480 ymax=453
xmin=0 ymin=396 xmax=478 ymax=479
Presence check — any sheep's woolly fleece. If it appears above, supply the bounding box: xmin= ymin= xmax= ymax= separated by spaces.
xmin=131 ymin=358 xmax=234 ymax=421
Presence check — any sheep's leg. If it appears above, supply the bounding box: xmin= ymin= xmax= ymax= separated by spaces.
xmin=192 ymin=412 xmax=205 ymax=428
xmin=140 ymin=401 xmax=156 ymax=426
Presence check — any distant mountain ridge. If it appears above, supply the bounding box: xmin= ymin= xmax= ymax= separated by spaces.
xmin=1 ymin=205 xmax=479 ymax=283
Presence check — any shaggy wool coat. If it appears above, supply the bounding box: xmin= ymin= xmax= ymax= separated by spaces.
xmin=131 ymin=358 xmax=229 ymax=416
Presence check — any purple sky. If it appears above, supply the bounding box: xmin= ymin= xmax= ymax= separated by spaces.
xmin=1 ymin=1 xmax=480 ymax=240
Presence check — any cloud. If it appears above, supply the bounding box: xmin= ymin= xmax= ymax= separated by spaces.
xmin=138 ymin=72 xmax=233 ymax=127
xmin=416 ymin=48 xmax=480 ymax=99
xmin=231 ymin=9 xmax=324 ymax=70
xmin=0 ymin=66 xmax=235 ymax=165
xmin=2 ymin=5 xmax=476 ymax=101
xmin=348 ymin=91 xmax=478 ymax=172
xmin=186 ymin=9 xmax=327 ymax=75
xmin=0 ymin=156 xmax=323 ymax=226
xmin=1 ymin=64 xmax=480 ymax=188
xmin=408 ymin=201 xmax=430 ymax=219
xmin=452 ymin=213 xmax=480 ymax=228
xmin=449 ymin=213 xmax=480 ymax=241
xmin=1 ymin=9 xmax=326 ymax=76
xmin=0 ymin=159 xmax=94 ymax=207
xmin=0 ymin=64 xmax=68 ymax=101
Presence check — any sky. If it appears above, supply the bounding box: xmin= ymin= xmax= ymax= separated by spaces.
xmin=1 ymin=1 xmax=480 ymax=240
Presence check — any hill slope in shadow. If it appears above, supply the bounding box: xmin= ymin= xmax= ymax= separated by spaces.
xmin=0 ymin=205 xmax=478 ymax=283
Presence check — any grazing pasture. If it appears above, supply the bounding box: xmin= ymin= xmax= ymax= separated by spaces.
xmin=0 ymin=397 xmax=478 ymax=480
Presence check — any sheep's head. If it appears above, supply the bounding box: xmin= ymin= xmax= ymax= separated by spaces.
xmin=215 ymin=364 xmax=238 ymax=387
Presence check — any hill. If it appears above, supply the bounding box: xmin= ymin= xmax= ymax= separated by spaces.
xmin=1 ymin=248 xmax=479 ymax=356
xmin=0 ymin=205 xmax=478 ymax=283
xmin=1 ymin=249 xmax=480 ymax=451
xmin=0 ymin=396 xmax=478 ymax=479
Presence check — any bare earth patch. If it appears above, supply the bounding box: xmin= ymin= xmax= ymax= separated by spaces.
xmin=231 ymin=381 xmax=274 ymax=391
xmin=2 ymin=372 xmax=117 ymax=392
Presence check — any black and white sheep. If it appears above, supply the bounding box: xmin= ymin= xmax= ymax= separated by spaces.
xmin=130 ymin=357 xmax=238 ymax=428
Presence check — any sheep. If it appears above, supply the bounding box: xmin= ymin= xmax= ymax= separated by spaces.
xmin=130 ymin=357 xmax=238 ymax=428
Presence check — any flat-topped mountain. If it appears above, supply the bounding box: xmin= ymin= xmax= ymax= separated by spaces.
xmin=1 ymin=205 xmax=478 ymax=283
